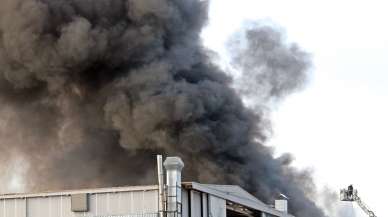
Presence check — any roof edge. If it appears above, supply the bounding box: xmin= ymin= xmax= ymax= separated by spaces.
xmin=0 ymin=185 xmax=158 ymax=199
xmin=182 ymin=182 xmax=295 ymax=217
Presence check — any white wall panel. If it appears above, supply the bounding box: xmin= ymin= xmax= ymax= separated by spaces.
xmin=0 ymin=189 xmax=158 ymax=217
xmin=208 ymin=196 xmax=225 ymax=217
xmin=132 ymin=191 xmax=145 ymax=214
xmin=0 ymin=200 xmax=4 ymax=217
xmin=190 ymin=191 xmax=202 ymax=217
xmin=28 ymin=197 xmax=45 ymax=217
xmin=4 ymin=199 xmax=13 ymax=217
xmin=48 ymin=196 xmax=63 ymax=217
xmin=109 ymin=192 xmax=121 ymax=215
xmin=143 ymin=190 xmax=158 ymax=214
xmin=90 ymin=191 xmax=158 ymax=216
xmin=95 ymin=193 xmax=109 ymax=215
xmin=181 ymin=189 xmax=189 ymax=217
xmin=0 ymin=199 xmax=26 ymax=217
xmin=15 ymin=199 xmax=26 ymax=217
xmin=202 ymin=193 xmax=208 ymax=217
xmin=118 ymin=192 xmax=133 ymax=214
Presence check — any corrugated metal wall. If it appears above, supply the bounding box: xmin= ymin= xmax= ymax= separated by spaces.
xmin=182 ymin=189 xmax=189 ymax=217
xmin=181 ymin=189 xmax=225 ymax=217
xmin=0 ymin=187 xmax=232 ymax=217
xmin=0 ymin=190 xmax=158 ymax=217
xmin=208 ymin=195 xmax=226 ymax=217
xmin=0 ymin=198 xmax=26 ymax=217
xmin=190 ymin=191 xmax=201 ymax=217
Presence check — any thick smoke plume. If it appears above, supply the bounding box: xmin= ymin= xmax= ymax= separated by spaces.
xmin=0 ymin=0 xmax=326 ymax=216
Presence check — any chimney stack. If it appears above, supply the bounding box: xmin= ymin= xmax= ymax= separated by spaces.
xmin=275 ymin=193 xmax=288 ymax=213
xmin=164 ymin=157 xmax=184 ymax=217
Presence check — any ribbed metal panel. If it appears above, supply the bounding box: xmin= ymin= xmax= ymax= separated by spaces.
xmin=0 ymin=190 xmax=158 ymax=217
xmin=208 ymin=196 xmax=226 ymax=217
xmin=181 ymin=189 xmax=189 ymax=217
xmin=0 ymin=198 xmax=26 ymax=217
xmin=190 ymin=191 xmax=201 ymax=217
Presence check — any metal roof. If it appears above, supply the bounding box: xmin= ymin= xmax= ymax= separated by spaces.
xmin=183 ymin=182 xmax=295 ymax=217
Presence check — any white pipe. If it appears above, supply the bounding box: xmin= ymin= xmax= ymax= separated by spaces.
xmin=157 ymin=155 xmax=165 ymax=217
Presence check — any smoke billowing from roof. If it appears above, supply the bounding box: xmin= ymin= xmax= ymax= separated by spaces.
xmin=0 ymin=0 xmax=325 ymax=216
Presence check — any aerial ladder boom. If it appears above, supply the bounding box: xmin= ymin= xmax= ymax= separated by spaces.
xmin=340 ymin=185 xmax=376 ymax=217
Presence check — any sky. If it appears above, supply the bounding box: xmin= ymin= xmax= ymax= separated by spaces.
xmin=202 ymin=0 xmax=387 ymax=216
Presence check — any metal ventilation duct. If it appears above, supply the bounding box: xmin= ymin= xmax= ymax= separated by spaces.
xmin=164 ymin=157 xmax=184 ymax=217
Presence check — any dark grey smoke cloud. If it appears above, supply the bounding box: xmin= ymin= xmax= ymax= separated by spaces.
xmin=0 ymin=0 xmax=326 ymax=216
xmin=229 ymin=24 xmax=309 ymax=104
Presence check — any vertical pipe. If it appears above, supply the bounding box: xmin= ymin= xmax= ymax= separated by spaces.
xmin=164 ymin=157 xmax=184 ymax=217
xmin=157 ymin=155 xmax=165 ymax=217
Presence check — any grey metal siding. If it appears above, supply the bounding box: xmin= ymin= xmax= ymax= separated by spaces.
xmin=201 ymin=194 xmax=207 ymax=217
xmin=190 ymin=191 xmax=201 ymax=217
xmin=182 ymin=189 xmax=189 ymax=217
xmin=262 ymin=213 xmax=278 ymax=217
xmin=208 ymin=196 xmax=226 ymax=217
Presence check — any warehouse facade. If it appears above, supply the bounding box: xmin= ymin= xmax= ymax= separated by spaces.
xmin=0 ymin=156 xmax=294 ymax=217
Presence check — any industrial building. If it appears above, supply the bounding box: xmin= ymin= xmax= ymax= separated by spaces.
xmin=0 ymin=156 xmax=294 ymax=217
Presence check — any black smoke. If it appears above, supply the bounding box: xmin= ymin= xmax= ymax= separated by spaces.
xmin=0 ymin=0 xmax=326 ymax=216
